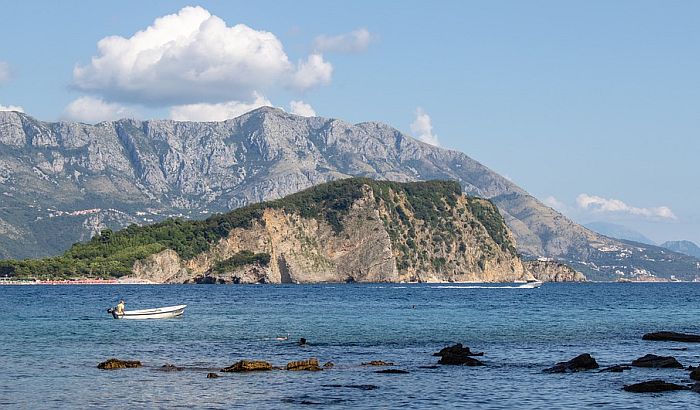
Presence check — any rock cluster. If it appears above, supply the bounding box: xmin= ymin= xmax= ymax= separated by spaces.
xmin=97 ymin=358 xmax=142 ymax=370
xmin=221 ymin=360 xmax=273 ymax=372
xmin=543 ymin=353 xmax=599 ymax=373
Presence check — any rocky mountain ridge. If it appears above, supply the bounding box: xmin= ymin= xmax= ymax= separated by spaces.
xmin=0 ymin=108 xmax=698 ymax=280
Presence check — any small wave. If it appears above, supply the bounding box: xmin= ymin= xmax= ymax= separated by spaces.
xmin=429 ymin=285 xmax=527 ymax=289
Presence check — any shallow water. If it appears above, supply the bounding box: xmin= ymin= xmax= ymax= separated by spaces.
xmin=1 ymin=283 xmax=699 ymax=409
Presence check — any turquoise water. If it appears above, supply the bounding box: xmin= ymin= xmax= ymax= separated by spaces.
xmin=1 ymin=283 xmax=699 ymax=409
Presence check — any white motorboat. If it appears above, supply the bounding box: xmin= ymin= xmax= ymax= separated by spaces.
xmin=518 ymin=280 xmax=543 ymax=289
xmin=108 ymin=304 xmax=187 ymax=320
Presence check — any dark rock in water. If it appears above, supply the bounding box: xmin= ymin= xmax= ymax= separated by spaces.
xmin=543 ymin=353 xmax=599 ymax=373
xmin=692 ymin=383 xmax=700 ymax=393
xmin=623 ymin=380 xmax=690 ymax=393
xmin=418 ymin=365 xmax=440 ymax=369
xmin=322 ymin=361 xmax=335 ymax=368
xmin=669 ymin=347 xmax=688 ymax=351
xmin=207 ymin=373 xmax=220 ymax=379
xmin=298 ymin=338 xmax=307 ymax=346
xmin=599 ymin=365 xmax=632 ymax=373
xmin=631 ymin=354 xmax=684 ymax=369
xmin=286 ymin=358 xmax=322 ymax=371
xmin=435 ymin=343 xmax=485 ymax=366
xmin=643 ymin=331 xmax=700 ymax=343
xmin=97 ymin=358 xmax=142 ymax=370
xmin=362 ymin=360 xmax=395 ymax=366
xmin=323 ymin=384 xmax=379 ymax=391
xmin=433 ymin=343 xmax=484 ymax=357
xmin=221 ymin=360 xmax=273 ymax=372
xmin=690 ymin=369 xmax=700 ymax=381
xmin=157 ymin=363 xmax=183 ymax=372
xmin=375 ymin=369 xmax=409 ymax=374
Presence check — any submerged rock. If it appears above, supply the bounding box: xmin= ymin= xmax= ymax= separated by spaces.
xmin=362 ymin=360 xmax=395 ymax=366
xmin=375 ymin=369 xmax=409 ymax=374
xmin=286 ymin=358 xmax=322 ymax=371
xmin=221 ymin=360 xmax=273 ymax=372
xmin=97 ymin=358 xmax=142 ymax=370
xmin=690 ymin=369 xmax=700 ymax=381
xmin=322 ymin=361 xmax=335 ymax=368
xmin=642 ymin=332 xmax=700 ymax=343
xmin=322 ymin=384 xmax=379 ymax=391
xmin=157 ymin=363 xmax=183 ymax=372
xmin=631 ymin=354 xmax=684 ymax=369
xmin=623 ymin=380 xmax=689 ymax=393
xmin=206 ymin=373 xmax=220 ymax=379
xmin=599 ymin=365 xmax=632 ymax=373
xmin=543 ymin=353 xmax=599 ymax=373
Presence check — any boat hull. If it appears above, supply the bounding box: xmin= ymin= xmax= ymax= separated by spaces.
xmin=112 ymin=305 xmax=187 ymax=320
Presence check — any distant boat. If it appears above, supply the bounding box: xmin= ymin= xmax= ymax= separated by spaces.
xmin=518 ymin=280 xmax=543 ymax=289
xmin=108 ymin=304 xmax=187 ymax=320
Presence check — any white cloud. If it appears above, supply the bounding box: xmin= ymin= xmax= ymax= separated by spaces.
xmin=0 ymin=61 xmax=10 ymax=84
xmin=576 ymin=193 xmax=676 ymax=220
xmin=62 ymin=96 xmax=136 ymax=123
xmin=289 ymin=100 xmax=316 ymax=117
xmin=291 ymin=54 xmax=333 ymax=90
xmin=170 ymin=93 xmax=272 ymax=122
xmin=0 ymin=104 xmax=24 ymax=113
xmin=410 ymin=107 xmax=439 ymax=146
xmin=543 ymin=196 xmax=567 ymax=212
xmin=314 ymin=28 xmax=372 ymax=53
xmin=73 ymin=6 xmax=333 ymax=105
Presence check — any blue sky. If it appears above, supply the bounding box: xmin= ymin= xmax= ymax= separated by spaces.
xmin=1 ymin=1 xmax=698 ymax=244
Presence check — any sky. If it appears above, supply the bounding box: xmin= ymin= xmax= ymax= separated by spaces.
xmin=0 ymin=1 xmax=698 ymax=244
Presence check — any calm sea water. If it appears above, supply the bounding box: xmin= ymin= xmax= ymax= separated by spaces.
xmin=1 ymin=283 xmax=699 ymax=409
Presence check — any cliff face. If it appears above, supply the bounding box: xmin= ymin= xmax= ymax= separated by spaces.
xmin=130 ymin=180 xmax=531 ymax=284
xmin=524 ymin=260 xmax=587 ymax=282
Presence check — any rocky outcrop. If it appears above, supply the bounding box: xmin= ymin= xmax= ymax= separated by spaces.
xmin=543 ymin=354 xmax=599 ymax=373
xmin=642 ymin=332 xmax=700 ymax=343
xmin=2 ymin=108 xmax=697 ymax=281
xmin=623 ymin=380 xmax=689 ymax=393
xmin=97 ymin=358 xmax=142 ymax=370
xmin=286 ymin=358 xmax=322 ymax=371
xmin=434 ymin=344 xmax=485 ymax=366
xmin=524 ymin=260 xmax=587 ymax=282
xmin=631 ymin=354 xmax=684 ymax=369
xmin=126 ymin=180 xmax=533 ymax=284
xmin=221 ymin=360 xmax=273 ymax=372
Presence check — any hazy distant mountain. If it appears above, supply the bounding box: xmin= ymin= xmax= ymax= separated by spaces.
xmin=660 ymin=240 xmax=700 ymax=259
xmin=1 ymin=107 xmax=698 ymax=280
xmin=584 ymin=222 xmax=656 ymax=245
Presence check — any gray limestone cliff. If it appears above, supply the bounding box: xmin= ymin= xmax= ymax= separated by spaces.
xmin=523 ymin=260 xmax=587 ymax=282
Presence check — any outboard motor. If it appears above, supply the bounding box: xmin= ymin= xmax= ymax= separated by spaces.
xmin=106 ymin=307 xmax=119 ymax=319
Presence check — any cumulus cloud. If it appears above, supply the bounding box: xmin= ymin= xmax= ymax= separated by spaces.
xmin=170 ymin=93 xmax=272 ymax=122
xmin=576 ymin=194 xmax=676 ymax=220
xmin=0 ymin=61 xmax=10 ymax=84
xmin=410 ymin=107 xmax=439 ymax=146
xmin=543 ymin=196 xmax=567 ymax=212
xmin=291 ymin=54 xmax=333 ymax=90
xmin=314 ymin=28 xmax=372 ymax=53
xmin=0 ymin=104 xmax=24 ymax=113
xmin=289 ymin=100 xmax=316 ymax=117
xmin=73 ymin=6 xmax=333 ymax=105
xmin=62 ymin=96 xmax=136 ymax=123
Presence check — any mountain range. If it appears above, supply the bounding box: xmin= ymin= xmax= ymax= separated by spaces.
xmin=1 ymin=107 xmax=698 ymax=281
xmin=660 ymin=240 xmax=700 ymax=259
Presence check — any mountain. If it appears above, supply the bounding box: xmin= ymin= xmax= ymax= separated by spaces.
xmin=1 ymin=107 xmax=698 ymax=281
xmin=584 ymin=222 xmax=656 ymax=245
xmin=0 ymin=179 xmax=533 ymax=283
xmin=660 ymin=240 xmax=700 ymax=259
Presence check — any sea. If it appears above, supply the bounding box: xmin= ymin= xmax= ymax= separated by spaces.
xmin=1 ymin=283 xmax=699 ymax=409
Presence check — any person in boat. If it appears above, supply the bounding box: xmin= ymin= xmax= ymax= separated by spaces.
xmin=115 ymin=300 xmax=125 ymax=315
